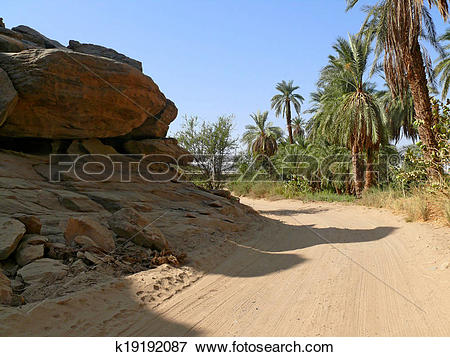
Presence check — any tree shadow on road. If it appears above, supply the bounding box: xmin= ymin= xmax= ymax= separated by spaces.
xmin=206 ymin=215 xmax=397 ymax=278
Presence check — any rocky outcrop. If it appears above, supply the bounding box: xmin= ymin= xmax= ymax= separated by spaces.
xmin=65 ymin=217 xmax=115 ymax=252
xmin=68 ymin=40 xmax=142 ymax=71
xmin=0 ymin=218 xmax=26 ymax=260
xmin=0 ymin=67 xmax=18 ymax=126
xmin=11 ymin=25 xmax=63 ymax=49
xmin=123 ymin=138 xmax=194 ymax=165
xmin=0 ymin=49 xmax=167 ymax=139
xmin=108 ymin=208 xmax=169 ymax=250
xmin=0 ymin=21 xmax=261 ymax=308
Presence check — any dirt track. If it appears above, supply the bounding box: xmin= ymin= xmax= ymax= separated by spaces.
xmin=2 ymin=198 xmax=450 ymax=336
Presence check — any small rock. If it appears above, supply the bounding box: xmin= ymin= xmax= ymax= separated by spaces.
xmin=0 ymin=270 xmax=12 ymax=305
xmin=15 ymin=215 xmax=42 ymax=234
xmin=10 ymin=278 xmax=24 ymax=292
xmin=46 ymin=234 xmax=66 ymax=244
xmin=17 ymin=258 xmax=68 ymax=284
xmin=74 ymin=235 xmax=100 ymax=249
xmin=108 ymin=208 xmax=168 ymax=251
xmin=76 ymin=251 xmax=85 ymax=259
xmin=0 ymin=217 xmax=26 ymax=260
xmin=208 ymin=200 xmax=223 ymax=208
xmin=70 ymin=259 xmax=87 ymax=273
xmin=15 ymin=240 xmax=44 ymax=266
xmin=83 ymin=251 xmax=103 ymax=265
xmin=185 ymin=213 xmax=196 ymax=218
xmin=21 ymin=234 xmax=48 ymax=245
xmin=80 ymin=138 xmax=118 ymax=155
xmin=65 ymin=216 xmax=115 ymax=252
xmin=210 ymin=189 xmax=232 ymax=199
xmin=10 ymin=294 xmax=25 ymax=307
xmin=440 ymin=262 xmax=449 ymax=271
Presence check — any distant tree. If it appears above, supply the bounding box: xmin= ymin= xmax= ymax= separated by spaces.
xmin=271 ymin=80 xmax=304 ymax=144
xmin=176 ymin=115 xmax=238 ymax=188
xmin=292 ymin=116 xmax=306 ymax=141
xmin=242 ymin=111 xmax=283 ymax=157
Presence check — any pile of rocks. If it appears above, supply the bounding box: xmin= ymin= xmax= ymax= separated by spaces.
xmin=0 ymin=207 xmax=184 ymax=305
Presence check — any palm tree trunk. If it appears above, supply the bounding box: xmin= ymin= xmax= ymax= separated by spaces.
xmin=364 ymin=148 xmax=376 ymax=191
xmin=406 ymin=39 xmax=440 ymax=178
xmin=352 ymin=145 xmax=364 ymax=198
xmin=286 ymin=99 xmax=294 ymax=144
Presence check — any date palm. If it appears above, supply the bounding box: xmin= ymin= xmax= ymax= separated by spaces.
xmin=292 ymin=116 xmax=306 ymax=140
xmin=242 ymin=111 xmax=283 ymax=157
xmin=435 ymin=28 xmax=450 ymax=99
xmin=308 ymin=34 xmax=387 ymax=197
xmin=378 ymin=88 xmax=418 ymax=143
xmin=271 ymin=80 xmax=304 ymax=144
xmin=347 ymin=0 xmax=448 ymax=177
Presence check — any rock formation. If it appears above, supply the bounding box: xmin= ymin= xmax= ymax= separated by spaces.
xmin=0 ymin=22 xmax=258 ymax=307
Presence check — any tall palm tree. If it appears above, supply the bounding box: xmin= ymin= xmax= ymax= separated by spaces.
xmin=435 ymin=28 xmax=450 ymax=99
xmin=347 ymin=0 xmax=448 ymax=177
xmin=308 ymin=34 xmax=387 ymax=197
xmin=271 ymin=80 xmax=304 ymax=144
xmin=242 ymin=111 xmax=283 ymax=157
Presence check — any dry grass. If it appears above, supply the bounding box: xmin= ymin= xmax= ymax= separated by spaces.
xmin=230 ymin=181 xmax=449 ymax=226
xmin=359 ymin=187 xmax=449 ymax=226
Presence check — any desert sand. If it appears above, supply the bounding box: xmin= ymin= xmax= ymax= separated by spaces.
xmin=1 ymin=198 xmax=449 ymax=336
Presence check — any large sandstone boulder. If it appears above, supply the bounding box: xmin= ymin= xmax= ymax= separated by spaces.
xmin=0 ymin=271 xmax=12 ymax=305
xmin=68 ymin=40 xmax=142 ymax=72
xmin=108 ymin=208 xmax=169 ymax=250
xmin=17 ymin=258 xmax=68 ymax=284
xmin=65 ymin=217 xmax=115 ymax=252
xmin=123 ymin=99 xmax=178 ymax=139
xmin=0 ymin=218 xmax=26 ymax=260
xmin=123 ymin=138 xmax=193 ymax=165
xmin=0 ymin=67 xmax=18 ymax=126
xmin=0 ymin=49 xmax=167 ymax=139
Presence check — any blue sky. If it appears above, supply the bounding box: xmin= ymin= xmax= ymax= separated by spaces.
xmin=2 ymin=0 xmax=448 ymax=145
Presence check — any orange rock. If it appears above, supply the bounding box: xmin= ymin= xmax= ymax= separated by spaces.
xmin=0 ymin=49 xmax=167 ymax=139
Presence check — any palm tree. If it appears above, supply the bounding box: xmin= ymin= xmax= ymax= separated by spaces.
xmin=435 ymin=28 xmax=450 ymax=99
xmin=242 ymin=111 xmax=283 ymax=157
xmin=308 ymin=34 xmax=387 ymax=197
xmin=347 ymin=0 xmax=448 ymax=177
xmin=271 ymin=80 xmax=304 ymax=144
xmin=378 ymin=88 xmax=418 ymax=143
xmin=292 ymin=116 xmax=306 ymax=140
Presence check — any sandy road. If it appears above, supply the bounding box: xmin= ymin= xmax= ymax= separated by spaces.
xmin=138 ymin=198 xmax=450 ymax=337
xmin=2 ymin=198 xmax=449 ymax=336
